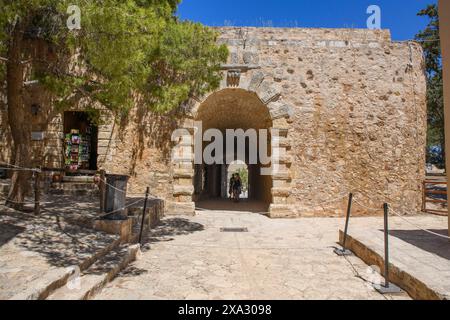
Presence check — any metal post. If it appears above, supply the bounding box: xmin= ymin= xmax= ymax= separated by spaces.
xmin=383 ymin=203 xmax=390 ymax=288
xmin=99 ymin=170 xmax=106 ymax=213
xmin=422 ymin=181 xmax=426 ymax=212
xmin=342 ymin=193 xmax=353 ymax=250
xmin=375 ymin=203 xmax=403 ymax=294
xmin=334 ymin=193 xmax=353 ymax=256
xmin=138 ymin=187 xmax=150 ymax=245
xmin=34 ymin=168 xmax=40 ymax=215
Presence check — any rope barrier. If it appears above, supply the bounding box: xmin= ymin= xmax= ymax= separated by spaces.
xmin=390 ymin=208 xmax=450 ymax=240
xmin=0 ymin=160 xmax=147 ymax=198
xmin=315 ymin=170 xmax=449 ymax=242
xmin=0 ymin=160 xmax=24 ymax=169
xmin=2 ymin=151 xmax=447 ymax=242
xmin=0 ymin=162 xmax=41 ymax=172
xmin=0 ymin=167 xmax=41 ymax=172
xmin=102 ymin=198 xmax=145 ymax=215
xmin=353 ymin=199 xmax=382 ymax=212
xmin=304 ymin=192 xmax=350 ymax=208
xmin=98 ymin=178 xmax=149 ymax=198
xmin=0 ymin=193 xmax=39 ymax=206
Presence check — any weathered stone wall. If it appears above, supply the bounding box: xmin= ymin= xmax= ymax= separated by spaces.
xmin=96 ymin=108 xmax=181 ymax=200
xmin=211 ymin=27 xmax=427 ymax=217
xmin=0 ymin=27 xmax=427 ymax=217
xmin=0 ymin=86 xmax=63 ymax=169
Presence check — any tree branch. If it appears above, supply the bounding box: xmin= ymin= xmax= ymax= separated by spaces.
xmin=0 ymin=57 xmax=8 ymax=62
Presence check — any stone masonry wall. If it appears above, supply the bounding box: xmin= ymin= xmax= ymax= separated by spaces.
xmin=213 ymin=27 xmax=426 ymax=216
xmin=0 ymin=27 xmax=427 ymax=217
xmin=96 ymin=108 xmax=181 ymax=200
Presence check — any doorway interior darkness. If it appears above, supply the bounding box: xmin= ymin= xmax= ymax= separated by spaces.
xmin=193 ymin=89 xmax=273 ymax=212
xmin=63 ymin=111 xmax=98 ymax=171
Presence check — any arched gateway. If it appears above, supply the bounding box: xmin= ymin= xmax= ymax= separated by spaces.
xmin=71 ymin=27 xmax=424 ymax=219
xmin=170 ymin=66 xmax=294 ymax=217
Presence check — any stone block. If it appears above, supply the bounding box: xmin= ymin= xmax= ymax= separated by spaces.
xmin=257 ymin=81 xmax=281 ymax=104
xmin=166 ymin=201 xmax=196 ymax=216
xmin=173 ymin=185 xmax=194 ymax=196
xmin=93 ymin=218 xmax=133 ymax=243
xmin=269 ymin=204 xmax=295 ymax=218
xmin=268 ymin=102 xmax=294 ymax=120
xmin=247 ymin=71 xmax=265 ymax=91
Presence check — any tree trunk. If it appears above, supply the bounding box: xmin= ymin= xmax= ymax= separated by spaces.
xmin=5 ymin=21 xmax=32 ymax=210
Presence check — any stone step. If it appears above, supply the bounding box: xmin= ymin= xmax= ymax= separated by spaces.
xmin=49 ymin=182 xmax=99 ymax=196
xmin=62 ymin=176 xmax=95 ymax=183
xmin=46 ymin=244 xmax=140 ymax=300
xmin=10 ymin=227 xmax=122 ymax=300
xmin=51 ymin=182 xmax=98 ymax=190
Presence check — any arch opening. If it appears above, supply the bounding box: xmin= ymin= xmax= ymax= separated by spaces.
xmin=193 ymin=88 xmax=273 ymax=213
xmin=227 ymin=160 xmax=249 ymax=200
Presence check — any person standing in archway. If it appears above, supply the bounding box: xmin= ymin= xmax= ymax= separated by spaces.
xmin=233 ymin=174 xmax=242 ymax=203
xmin=229 ymin=174 xmax=236 ymax=200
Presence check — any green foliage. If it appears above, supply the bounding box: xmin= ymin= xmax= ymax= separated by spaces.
xmin=236 ymin=167 xmax=249 ymax=192
xmin=148 ymin=21 xmax=228 ymax=112
xmin=0 ymin=0 xmax=228 ymax=114
xmin=416 ymin=4 xmax=445 ymax=166
xmin=417 ymin=4 xmax=441 ymax=75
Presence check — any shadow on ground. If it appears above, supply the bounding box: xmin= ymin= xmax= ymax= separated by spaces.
xmin=389 ymin=229 xmax=450 ymax=261
xmin=149 ymin=218 xmax=204 ymax=241
xmin=0 ymin=223 xmax=26 ymax=247
xmin=0 ymin=209 xmax=118 ymax=269
xmin=195 ymin=199 xmax=269 ymax=214
xmin=116 ymin=266 xmax=149 ymax=278
xmin=42 ymin=195 xmax=100 ymax=220
xmin=137 ymin=218 xmax=204 ymax=252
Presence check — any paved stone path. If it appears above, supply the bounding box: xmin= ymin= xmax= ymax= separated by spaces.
xmin=96 ymin=211 xmax=411 ymax=300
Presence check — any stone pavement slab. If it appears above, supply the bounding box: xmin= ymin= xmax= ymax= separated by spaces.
xmin=96 ymin=211 xmax=412 ymax=300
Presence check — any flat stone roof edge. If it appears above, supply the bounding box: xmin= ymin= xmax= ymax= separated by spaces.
xmin=214 ymin=27 xmax=392 ymax=42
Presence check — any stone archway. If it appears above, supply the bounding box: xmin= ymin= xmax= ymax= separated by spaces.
xmin=193 ymin=88 xmax=273 ymax=211
xmin=170 ymin=68 xmax=294 ymax=218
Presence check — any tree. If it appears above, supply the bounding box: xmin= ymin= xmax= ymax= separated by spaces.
xmin=0 ymin=0 xmax=228 ymax=209
xmin=416 ymin=4 xmax=445 ymax=168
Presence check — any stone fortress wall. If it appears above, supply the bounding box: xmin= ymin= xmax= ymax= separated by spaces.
xmin=168 ymin=27 xmax=427 ymax=217
xmin=0 ymin=27 xmax=427 ymax=217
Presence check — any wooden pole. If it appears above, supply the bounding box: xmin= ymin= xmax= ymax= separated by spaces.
xmin=438 ymin=0 xmax=450 ymax=236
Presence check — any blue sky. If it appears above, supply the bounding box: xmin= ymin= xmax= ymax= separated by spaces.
xmin=177 ymin=0 xmax=437 ymax=41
